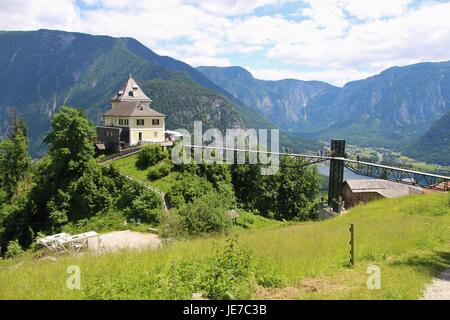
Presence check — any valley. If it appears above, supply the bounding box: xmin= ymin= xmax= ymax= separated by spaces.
xmin=0 ymin=30 xmax=448 ymax=167
xmin=198 ymin=64 xmax=450 ymax=165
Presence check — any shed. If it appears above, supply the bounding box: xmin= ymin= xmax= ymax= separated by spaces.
xmin=341 ymin=179 xmax=423 ymax=208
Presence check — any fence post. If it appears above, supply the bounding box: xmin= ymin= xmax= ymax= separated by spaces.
xmin=349 ymin=223 xmax=355 ymax=266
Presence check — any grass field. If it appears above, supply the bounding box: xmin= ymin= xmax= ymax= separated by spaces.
xmin=111 ymin=154 xmax=180 ymax=192
xmin=0 ymin=193 xmax=449 ymax=300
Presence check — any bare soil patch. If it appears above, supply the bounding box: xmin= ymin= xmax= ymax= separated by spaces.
xmin=421 ymin=269 xmax=450 ymax=300
xmin=88 ymin=230 xmax=162 ymax=253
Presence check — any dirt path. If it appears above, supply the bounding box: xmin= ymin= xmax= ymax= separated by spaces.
xmin=421 ymin=268 xmax=450 ymax=300
xmin=88 ymin=230 xmax=162 ymax=253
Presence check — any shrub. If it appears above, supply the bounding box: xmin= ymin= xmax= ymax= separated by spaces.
xmin=125 ymin=192 xmax=162 ymax=224
xmin=159 ymin=162 xmax=172 ymax=176
xmin=62 ymin=212 xmax=125 ymax=234
xmin=166 ymin=174 xmax=213 ymax=208
xmin=177 ymin=192 xmax=232 ymax=236
xmin=136 ymin=145 xmax=168 ymax=169
xmin=159 ymin=210 xmax=186 ymax=239
xmin=147 ymin=167 xmax=161 ymax=181
xmin=147 ymin=162 xmax=172 ymax=181
xmin=5 ymin=240 xmax=24 ymax=259
xmin=156 ymin=259 xmax=205 ymax=299
xmin=202 ymin=238 xmax=255 ymax=299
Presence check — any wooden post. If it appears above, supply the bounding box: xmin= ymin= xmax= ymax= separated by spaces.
xmin=349 ymin=223 xmax=355 ymax=266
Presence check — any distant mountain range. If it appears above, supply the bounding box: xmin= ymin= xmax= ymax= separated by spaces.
xmin=0 ymin=29 xmax=313 ymax=156
xmin=0 ymin=29 xmax=449 ymax=165
xmin=198 ymin=64 xmax=450 ymax=164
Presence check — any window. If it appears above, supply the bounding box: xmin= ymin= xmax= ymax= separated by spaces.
xmin=152 ymin=119 xmax=160 ymax=126
xmin=128 ymin=91 xmax=134 ymax=97
xmin=119 ymin=119 xmax=129 ymax=126
xmin=137 ymin=119 xmax=145 ymax=126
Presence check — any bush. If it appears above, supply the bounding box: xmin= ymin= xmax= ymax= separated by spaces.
xmin=166 ymin=174 xmax=214 ymax=209
xmin=62 ymin=212 xmax=125 ymax=234
xmin=202 ymin=238 xmax=255 ymax=299
xmin=177 ymin=192 xmax=232 ymax=236
xmin=125 ymin=192 xmax=162 ymax=224
xmin=159 ymin=162 xmax=172 ymax=176
xmin=147 ymin=162 xmax=172 ymax=181
xmin=136 ymin=145 xmax=168 ymax=169
xmin=159 ymin=210 xmax=186 ymax=239
xmin=147 ymin=167 xmax=161 ymax=181
xmin=5 ymin=240 xmax=24 ymax=259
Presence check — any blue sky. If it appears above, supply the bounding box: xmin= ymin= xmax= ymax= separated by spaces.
xmin=1 ymin=0 xmax=450 ymax=86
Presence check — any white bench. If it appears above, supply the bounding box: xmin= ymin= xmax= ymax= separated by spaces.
xmin=37 ymin=233 xmax=71 ymax=253
xmin=38 ymin=231 xmax=100 ymax=254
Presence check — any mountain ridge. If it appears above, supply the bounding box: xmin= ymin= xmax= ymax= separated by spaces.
xmin=0 ymin=29 xmax=318 ymax=156
xmin=198 ymin=62 xmax=450 ymax=161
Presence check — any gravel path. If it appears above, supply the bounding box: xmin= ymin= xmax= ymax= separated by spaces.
xmin=88 ymin=230 xmax=162 ymax=253
xmin=421 ymin=269 xmax=450 ymax=300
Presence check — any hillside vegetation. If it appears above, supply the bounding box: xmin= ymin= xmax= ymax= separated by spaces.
xmin=0 ymin=193 xmax=449 ymax=299
xmin=0 ymin=107 xmax=322 ymax=254
xmin=405 ymin=110 xmax=450 ymax=165
xmin=0 ymin=29 xmax=316 ymax=157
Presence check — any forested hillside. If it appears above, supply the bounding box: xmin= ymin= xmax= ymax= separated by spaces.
xmin=199 ymin=63 xmax=450 ymax=153
xmin=405 ymin=110 xmax=450 ymax=165
xmin=0 ymin=107 xmax=322 ymax=256
xmin=0 ymin=30 xmax=280 ymax=156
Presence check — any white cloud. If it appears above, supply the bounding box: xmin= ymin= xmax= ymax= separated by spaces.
xmin=341 ymin=0 xmax=414 ymax=20
xmin=186 ymin=0 xmax=281 ymax=16
xmin=0 ymin=0 xmax=80 ymax=31
xmin=1 ymin=0 xmax=450 ymax=87
xmin=268 ymin=1 xmax=450 ymax=71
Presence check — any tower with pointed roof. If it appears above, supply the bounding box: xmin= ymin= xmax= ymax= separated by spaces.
xmin=97 ymin=75 xmax=166 ymax=150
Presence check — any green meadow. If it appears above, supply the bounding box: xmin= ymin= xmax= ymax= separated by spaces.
xmin=0 ymin=193 xmax=449 ymax=300
xmin=110 ymin=154 xmax=179 ymax=193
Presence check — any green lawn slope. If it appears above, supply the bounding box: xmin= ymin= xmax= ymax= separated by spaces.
xmin=0 ymin=193 xmax=449 ymax=299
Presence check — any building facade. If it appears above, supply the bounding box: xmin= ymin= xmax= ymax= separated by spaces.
xmin=96 ymin=75 xmax=166 ymax=151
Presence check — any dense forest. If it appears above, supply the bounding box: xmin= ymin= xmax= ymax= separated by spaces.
xmin=0 ymin=106 xmax=321 ymax=257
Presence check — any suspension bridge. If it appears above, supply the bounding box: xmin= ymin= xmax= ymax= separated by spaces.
xmin=184 ymin=140 xmax=450 ymax=211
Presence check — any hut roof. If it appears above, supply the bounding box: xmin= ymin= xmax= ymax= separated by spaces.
xmin=226 ymin=209 xmax=240 ymax=219
xmin=344 ymin=179 xmax=423 ymax=198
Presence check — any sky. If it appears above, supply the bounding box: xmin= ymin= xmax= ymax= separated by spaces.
xmin=1 ymin=0 xmax=450 ymax=86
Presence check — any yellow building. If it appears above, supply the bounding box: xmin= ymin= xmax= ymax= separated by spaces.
xmin=97 ymin=75 xmax=166 ymax=150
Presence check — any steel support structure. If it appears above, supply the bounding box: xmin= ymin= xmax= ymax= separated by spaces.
xmin=183 ymin=144 xmax=450 ymax=192
xmin=344 ymin=159 xmax=449 ymax=191
xmin=328 ymin=140 xmax=346 ymax=206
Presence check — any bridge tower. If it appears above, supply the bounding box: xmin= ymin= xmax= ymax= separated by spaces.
xmin=328 ymin=140 xmax=346 ymax=209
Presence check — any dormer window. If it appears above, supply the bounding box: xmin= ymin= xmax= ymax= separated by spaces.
xmin=128 ymin=91 xmax=134 ymax=97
